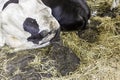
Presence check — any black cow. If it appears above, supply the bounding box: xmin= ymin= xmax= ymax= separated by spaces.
xmin=42 ymin=0 xmax=91 ymax=31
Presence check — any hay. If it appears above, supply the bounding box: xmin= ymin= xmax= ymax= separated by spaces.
xmin=0 ymin=0 xmax=120 ymax=80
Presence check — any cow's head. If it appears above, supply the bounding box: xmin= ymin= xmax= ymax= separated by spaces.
xmin=42 ymin=0 xmax=91 ymax=31
xmin=0 ymin=0 xmax=60 ymax=51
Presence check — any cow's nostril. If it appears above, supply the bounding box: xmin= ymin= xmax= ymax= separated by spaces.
xmin=39 ymin=30 xmax=49 ymax=37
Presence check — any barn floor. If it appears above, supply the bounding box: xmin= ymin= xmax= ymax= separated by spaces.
xmin=0 ymin=0 xmax=120 ymax=80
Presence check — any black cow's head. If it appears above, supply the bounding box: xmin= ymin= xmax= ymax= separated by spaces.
xmin=42 ymin=0 xmax=91 ymax=31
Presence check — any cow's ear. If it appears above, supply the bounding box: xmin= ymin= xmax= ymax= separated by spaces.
xmin=2 ymin=0 xmax=19 ymax=10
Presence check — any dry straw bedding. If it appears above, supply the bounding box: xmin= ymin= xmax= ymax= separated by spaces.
xmin=0 ymin=0 xmax=120 ymax=80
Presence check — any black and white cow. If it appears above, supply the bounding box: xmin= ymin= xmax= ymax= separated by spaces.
xmin=42 ymin=0 xmax=91 ymax=31
xmin=0 ymin=0 xmax=60 ymax=51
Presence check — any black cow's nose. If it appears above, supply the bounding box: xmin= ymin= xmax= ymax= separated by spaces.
xmin=39 ymin=30 xmax=49 ymax=37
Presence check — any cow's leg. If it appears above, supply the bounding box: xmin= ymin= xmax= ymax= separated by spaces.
xmin=111 ymin=0 xmax=119 ymax=10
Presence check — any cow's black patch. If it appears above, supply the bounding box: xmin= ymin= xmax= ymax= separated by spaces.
xmin=23 ymin=17 xmax=43 ymax=44
xmin=2 ymin=0 xmax=19 ymax=10
xmin=23 ymin=18 xmax=40 ymax=35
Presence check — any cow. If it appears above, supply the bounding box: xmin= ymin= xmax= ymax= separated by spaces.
xmin=42 ymin=0 xmax=91 ymax=31
xmin=0 ymin=0 xmax=60 ymax=51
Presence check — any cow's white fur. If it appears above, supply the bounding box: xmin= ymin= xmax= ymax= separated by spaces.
xmin=0 ymin=0 xmax=60 ymax=51
xmin=0 ymin=12 xmax=5 ymax=47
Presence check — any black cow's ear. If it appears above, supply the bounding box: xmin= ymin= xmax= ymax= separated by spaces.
xmin=2 ymin=0 xmax=19 ymax=10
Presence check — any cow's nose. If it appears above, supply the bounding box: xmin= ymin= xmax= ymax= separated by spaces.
xmin=39 ymin=30 xmax=49 ymax=37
